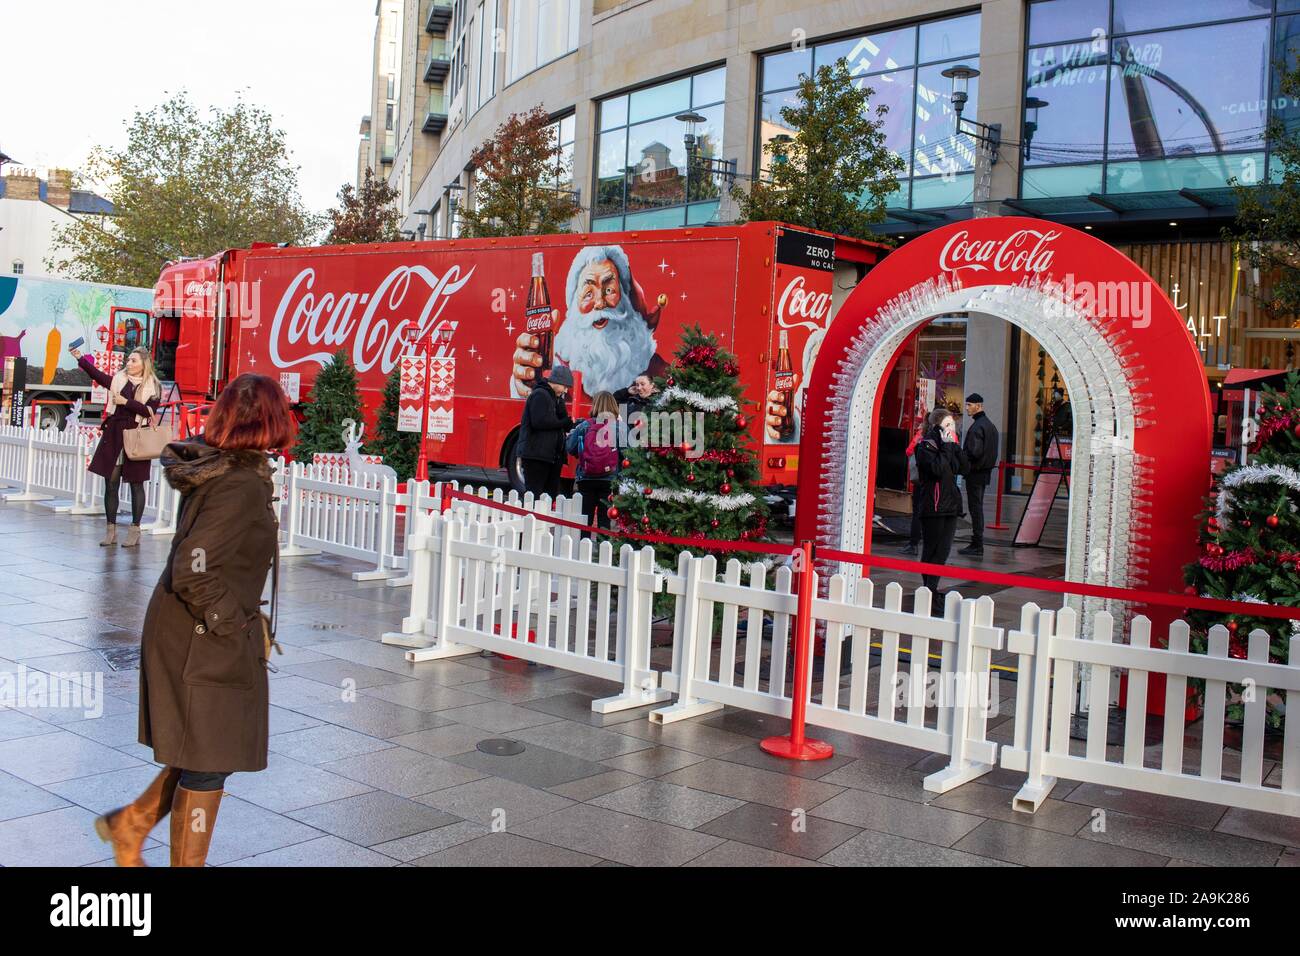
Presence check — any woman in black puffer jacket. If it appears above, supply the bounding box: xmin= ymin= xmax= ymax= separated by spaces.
xmin=913 ymin=407 xmax=969 ymax=594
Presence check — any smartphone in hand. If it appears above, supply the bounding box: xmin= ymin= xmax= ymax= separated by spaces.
xmin=68 ymin=337 xmax=85 ymax=352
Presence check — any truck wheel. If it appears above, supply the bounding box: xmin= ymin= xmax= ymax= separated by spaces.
xmin=501 ymin=431 xmax=526 ymax=493
xmin=37 ymin=402 xmax=67 ymax=431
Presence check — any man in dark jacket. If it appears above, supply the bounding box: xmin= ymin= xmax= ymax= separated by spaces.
xmin=517 ymin=364 xmax=574 ymax=498
xmin=914 ymin=407 xmax=969 ymax=594
xmin=959 ymin=392 xmax=999 ymax=556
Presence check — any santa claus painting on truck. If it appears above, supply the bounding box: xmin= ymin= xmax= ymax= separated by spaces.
xmin=149 ymin=222 xmax=886 ymax=506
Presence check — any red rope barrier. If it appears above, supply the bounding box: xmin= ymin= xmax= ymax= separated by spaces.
xmin=819 ymin=547 xmax=1300 ymax=622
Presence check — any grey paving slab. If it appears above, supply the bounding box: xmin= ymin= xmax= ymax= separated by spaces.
xmin=590 ymin=779 xmax=744 ymax=829
xmin=0 ymin=708 xmax=60 ymax=742
xmin=320 ymin=746 xmax=489 ymax=797
xmin=409 ymin=831 xmax=603 ymax=867
xmin=59 ymin=712 xmax=143 ymax=748
xmin=953 ymin=819 xmax=1170 ymax=867
xmin=699 ymin=801 xmax=861 ymax=859
xmin=515 ymin=803 xmax=726 ymax=867
xmin=1279 ymin=847 xmax=1299 ymax=867
xmin=282 ymin=696 xmax=453 ymax=739
xmin=448 ymin=743 xmax=610 ymax=789
xmin=684 ymin=840 xmax=829 ymax=867
xmin=660 ymin=758 xmax=844 ymax=811
xmin=415 ymin=775 xmax=574 ymax=827
xmin=266 ymin=705 xmax=325 ymax=736
xmin=268 ymin=724 xmax=397 ymax=765
xmin=520 ymin=691 xmax=652 ymax=727
xmin=817 ymin=758 xmax=935 ymax=803
xmin=811 ymin=787 xmax=984 ymax=846
xmin=0 ymin=728 xmax=144 ymax=785
xmin=370 ymin=819 xmax=491 ymax=862
xmin=614 ymin=718 xmax=757 ymax=757
xmin=548 ymin=770 xmax=643 ymax=802
xmin=44 ymin=764 xmax=176 ymax=816
xmin=287 ymin=790 xmax=463 ymax=846
xmin=601 ymin=745 xmax=709 ymax=778
xmin=822 ymin=828 xmax=1018 ymax=867
xmin=930 ymin=781 xmax=1096 ymax=835
xmin=195 ymin=796 xmax=328 ymax=865
xmin=1079 ymin=810 xmax=1286 ymax=867
xmin=437 ymin=700 xmax=565 ymax=734
xmin=222 ymin=753 xmax=375 ymax=813
xmin=358 ymin=679 xmax=488 ymax=713
xmin=1215 ymin=807 xmax=1300 ymax=849
xmin=509 ymin=720 xmax=655 ymax=762
xmin=0 ymin=804 xmax=122 ymax=866
xmin=223 ymin=835 xmax=400 ymax=867
xmin=456 ymin=674 xmax=576 ymax=704
xmin=0 ymin=769 xmax=70 ymax=822
xmin=280 ymin=658 xmax=416 ymax=690
xmin=1064 ymin=782 xmax=1228 ymax=830
xmin=388 ymin=724 xmax=493 ymax=758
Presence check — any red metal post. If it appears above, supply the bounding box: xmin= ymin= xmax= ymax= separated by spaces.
xmin=987 ymin=461 xmax=1010 ymax=530
xmin=761 ymin=540 xmax=834 ymax=761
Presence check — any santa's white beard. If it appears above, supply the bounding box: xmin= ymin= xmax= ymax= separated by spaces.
xmin=555 ymin=300 xmax=656 ymax=394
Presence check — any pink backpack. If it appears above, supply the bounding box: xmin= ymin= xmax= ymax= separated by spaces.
xmin=579 ymin=417 xmax=619 ymax=477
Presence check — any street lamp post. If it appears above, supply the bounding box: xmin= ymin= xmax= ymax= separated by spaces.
xmin=941 ymin=63 xmax=1001 ymax=218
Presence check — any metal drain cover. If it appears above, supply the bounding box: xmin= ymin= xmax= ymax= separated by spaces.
xmin=477 ymin=738 xmax=525 ymax=756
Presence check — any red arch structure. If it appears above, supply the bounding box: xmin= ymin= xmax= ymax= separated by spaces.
xmin=794 ymin=217 xmax=1212 ymax=614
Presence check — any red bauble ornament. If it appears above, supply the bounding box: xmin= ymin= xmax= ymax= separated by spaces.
xmin=726 ymin=468 xmax=735 ymax=478
xmin=1267 ymin=514 xmax=1280 ymax=528
xmin=710 ymin=519 xmax=719 ymax=529
xmin=1206 ymin=517 xmax=1219 ymax=531
xmin=643 ymin=486 xmax=653 ymax=496
xmin=641 ymin=515 xmax=650 ymax=526
xmin=720 ymin=482 xmax=732 ymax=494
xmin=607 ymin=506 xmax=619 ymax=519
xmin=679 ymin=441 xmax=691 ymax=453
xmin=621 ymin=458 xmax=631 ymax=469
xmin=686 ymin=472 xmax=695 ymax=483
xmin=736 ymin=416 xmax=747 ymax=428
xmin=1227 ymin=621 xmax=1239 ymax=633
xmin=1241 ymin=519 xmax=1252 ymax=528
xmin=1184 ymin=586 xmax=1197 ymax=595
xmin=1294 ymin=424 xmax=1300 ymax=438
xmin=666 ymin=377 xmax=675 ymax=387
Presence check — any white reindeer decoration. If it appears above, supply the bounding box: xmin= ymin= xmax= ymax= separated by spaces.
xmin=64 ymin=399 xmax=83 ymax=433
xmin=341 ymin=418 xmax=396 ymax=486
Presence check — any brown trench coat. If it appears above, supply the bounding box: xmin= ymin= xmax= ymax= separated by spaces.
xmin=138 ymin=440 xmax=278 ymax=772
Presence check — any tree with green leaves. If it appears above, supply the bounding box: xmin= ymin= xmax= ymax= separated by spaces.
xmin=46 ymin=93 xmax=320 ymax=287
xmin=364 ymin=367 xmax=419 ymax=481
xmin=325 ymin=167 xmax=403 ymax=245
xmin=1183 ymin=371 xmax=1300 ymax=729
xmin=731 ymin=58 xmax=904 ymax=240
xmin=293 ymin=351 xmax=366 ymax=462
xmin=1228 ymin=56 xmax=1300 ymax=319
xmin=457 ymin=106 xmax=582 ymax=238
xmin=609 ymin=327 xmax=768 ymax=572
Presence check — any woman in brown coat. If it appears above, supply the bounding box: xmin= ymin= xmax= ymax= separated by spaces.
xmin=70 ymin=345 xmax=162 ymax=548
xmin=93 ymin=373 xmax=294 ymax=867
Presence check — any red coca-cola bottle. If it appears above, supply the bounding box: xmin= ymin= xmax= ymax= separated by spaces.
xmin=525 ymin=252 xmax=554 ymax=373
xmin=773 ymin=329 xmax=797 ymax=441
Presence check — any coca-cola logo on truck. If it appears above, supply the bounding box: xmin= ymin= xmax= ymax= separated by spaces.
xmin=268 ymin=264 xmax=475 ymax=374
xmin=776 ymin=275 xmax=832 ymax=328
xmin=938 ymin=228 xmax=1059 ymax=276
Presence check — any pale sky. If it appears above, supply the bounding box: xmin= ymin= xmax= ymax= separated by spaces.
xmin=0 ymin=0 xmax=375 ymax=215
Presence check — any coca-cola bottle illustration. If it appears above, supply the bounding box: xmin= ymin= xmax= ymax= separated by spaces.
xmin=525 ymin=252 xmax=555 ymax=374
xmin=773 ymin=329 xmax=797 ymax=441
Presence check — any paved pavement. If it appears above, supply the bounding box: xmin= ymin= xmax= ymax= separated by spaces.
xmin=0 ymin=499 xmax=1296 ymax=867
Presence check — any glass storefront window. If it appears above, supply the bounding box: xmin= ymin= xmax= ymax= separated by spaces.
xmin=595 ymin=67 xmax=727 ymax=229
xmin=1022 ymin=1 xmax=1280 ymax=199
xmin=506 ymin=0 xmax=579 ymax=84
xmin=756 ymin=11 xmax=980 ymax=211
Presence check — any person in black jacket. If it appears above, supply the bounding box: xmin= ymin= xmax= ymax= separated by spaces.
xmin=959 ymin=392 xmax=999 ymax=557
xmin=914 ymin=407 xmax=969 ymax=594
xmin=516 ymin=364 xmax=574 ymax=498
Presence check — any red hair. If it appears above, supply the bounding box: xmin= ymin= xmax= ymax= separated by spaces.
xmin=204 ymin=374 xmax=296 ymax=451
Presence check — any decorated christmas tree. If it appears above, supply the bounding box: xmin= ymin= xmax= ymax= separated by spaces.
xmin=609 ymin=326 xmax=769 ymax=570
xmin=292 ymin=349 xmax=365 ymax=462
xmin=1183 ymin=370 xmax=1300 ymax=728
xmin=364 ymin=367 xmax=419 ymax=481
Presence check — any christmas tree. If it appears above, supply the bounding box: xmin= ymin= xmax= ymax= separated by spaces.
xmin=364 ymin=366 xmax=419 ymax=481
xmin=609 ymin=326 xmax=769 ymax=571
xmin=292 ymin=349 xmax=365 ymax=462
xmin=1183 ymin=370 xmax=1300 ymax=728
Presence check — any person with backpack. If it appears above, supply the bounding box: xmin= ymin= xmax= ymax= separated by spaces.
xmin=566 ymin=390 xmax=621 ymax=531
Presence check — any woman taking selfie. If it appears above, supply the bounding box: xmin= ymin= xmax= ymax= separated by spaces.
xmin=94 ymin=373 xmax=293 ymax=867
xmin=913 ymin=406 xmax=969 ymax=596
xmin=70 ymin=345 xmax=162 ymax=548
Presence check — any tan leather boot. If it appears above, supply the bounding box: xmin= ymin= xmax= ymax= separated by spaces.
xmin=94 ymin=767 xmax=182 ymax=866
xmin=122 ymin=525 xmax=142 ymax=548
xmin=170 ymin=786 xmax=224 ymax=867
xmin=99 ymin=524 xmax=118 ymax=547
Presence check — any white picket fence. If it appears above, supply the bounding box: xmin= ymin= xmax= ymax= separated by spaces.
xmin=393 ymin=510 xmax=1298 ymax=818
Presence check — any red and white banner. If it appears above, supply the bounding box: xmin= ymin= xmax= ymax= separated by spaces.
xmin=279 ymin=371 xmax=301 ymax=403
xmin=398 ymin=355 xmax=456 ymax=435
xmin=90 ymin=350 xmax=123 ymax=406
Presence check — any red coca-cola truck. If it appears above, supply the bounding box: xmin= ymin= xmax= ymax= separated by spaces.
xmin=148 ymin=222 xmax=886 ymax=501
